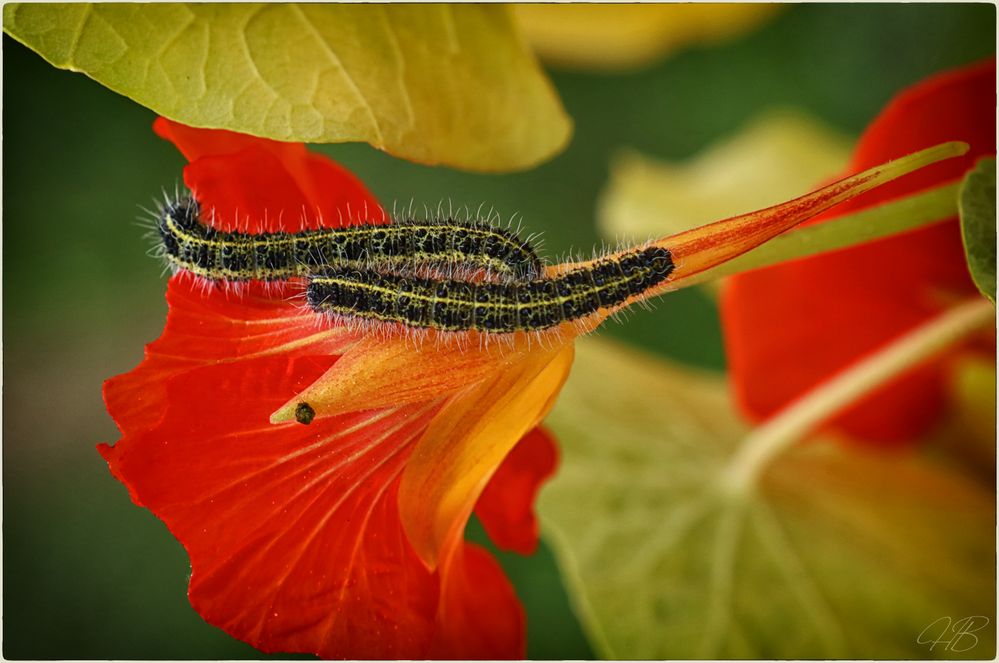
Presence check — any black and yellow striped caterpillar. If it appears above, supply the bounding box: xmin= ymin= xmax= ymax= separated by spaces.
xmin=155 ymin=195 xmax=674 ymax=336
xmin=158 ymin=197 xmax=544 ymax=282
xmin=306 ymin=247 xmax=673 ymax=334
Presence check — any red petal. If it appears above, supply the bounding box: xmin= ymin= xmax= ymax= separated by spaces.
xmin=153 ymin=117 xmax=301 ymax=163
xmin=475 ymin=427 xmax=559 ymax=555
xmin=840 ymin=58 xmax=997 ymax=209
xmin=154 ymin=117 xmax=382 ymax=232
xmin=103 ymin=278 xmax=358 ymax=438
xmin=721 ymin=58 xmax=996 ymax=443
xmin=102 ymin=273 xmax=531 ymax=657
xmin=430 ymin=543 xmax=526 ymax=659
xmin=100 ymin=355 xmax=446 ymax=658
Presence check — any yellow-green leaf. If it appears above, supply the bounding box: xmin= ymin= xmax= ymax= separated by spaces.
xmin=539 ymin=338 xmax=995 ymax=659
xmin=3 ymin=3 xmax=572 ymax=172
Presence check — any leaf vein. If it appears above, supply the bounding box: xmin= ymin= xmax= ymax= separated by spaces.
xmin=65 ymin=4 xmax=93 ymax=66
xmin=754 ymin=502 xmax=848 ymax=656
xmin=290 ymin=4 xmax=385 ymax=146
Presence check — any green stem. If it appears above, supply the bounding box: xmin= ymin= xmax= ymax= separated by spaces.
xmin=720 ymin=297 xmax=994 ymax=495
xmin=685 ymin=181 xmax=960 ymax=287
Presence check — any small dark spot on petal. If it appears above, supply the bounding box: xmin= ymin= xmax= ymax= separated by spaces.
xmin=295 ymin=402 xmax=316 ymax=425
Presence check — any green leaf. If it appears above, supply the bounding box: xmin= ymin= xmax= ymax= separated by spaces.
xmin=2 ymin=3 xmax=571 ymax=172
xmin=959 ymin=158 xmax=996 ymax=304
xmin=539 ymin=338 xmax=995 ymax=659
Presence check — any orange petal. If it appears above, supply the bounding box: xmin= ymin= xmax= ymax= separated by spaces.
xmin=399 ymin=344 xmax=575 ymax=569
xmin=270 ymin=334 xmax=550 ymax=422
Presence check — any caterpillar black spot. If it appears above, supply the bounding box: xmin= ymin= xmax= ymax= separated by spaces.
xmin=306 ymin=246 xmax=675 ymax=334
xmin=158 ymin=197 xmax=544 ymax=282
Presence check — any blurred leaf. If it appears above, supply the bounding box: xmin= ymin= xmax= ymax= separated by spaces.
xmin=958 ymin=158 xmax=996 ymax=304
xmin=539 ymin=337 xmax=995 ymax=659
xmin=598 ymin=110 xmax=852 ymax=243
xmin=513 ymin=4 xmax=780 ymax=71
xmin=944 ymin=356 xmax=997 ymax=476
xmin=2 ymin=3 xmax=571 ymax=172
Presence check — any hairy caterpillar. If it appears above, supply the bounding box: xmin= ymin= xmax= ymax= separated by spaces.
xmin=306 ymin=246 xmax=674 ymax=334
xmin=154 ymin=194 xmax=675 ymax=339
xmin=157 ymin=197 xmax=544 ymax=281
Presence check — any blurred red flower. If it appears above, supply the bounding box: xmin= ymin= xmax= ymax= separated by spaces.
xmin=720 ymin=58 xmax=997 ymax=443
xmin=98 ymin=118 xmax=562 ymax=659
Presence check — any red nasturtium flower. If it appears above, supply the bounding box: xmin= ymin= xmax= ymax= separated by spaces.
xmin=98 ymin=116 xmax=968 ymax=658
xmin=721 ymin=58 xmax=997 ymax=444
xmin=99 ymin=118 xmax=561 ymax=658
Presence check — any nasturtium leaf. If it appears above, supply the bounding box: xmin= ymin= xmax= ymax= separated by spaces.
xmin=539 ymin=338 xmax=995 ymax=659
xmin=598 ymin=110 xmax=852 ymax=244
xmin=2 ymin=3 xmax=572 ymax=172
xmin=958 ymin=158 xmax=996 ymax=303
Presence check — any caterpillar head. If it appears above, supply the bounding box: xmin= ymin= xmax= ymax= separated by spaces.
xmin=161 ymin=196 xmax=202 ymax=231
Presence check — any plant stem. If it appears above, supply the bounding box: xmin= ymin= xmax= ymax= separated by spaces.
xmin=686 ymin=181 xmax=961 ymax=287
xmin=720 ymin=297 xmax=995 ymax=495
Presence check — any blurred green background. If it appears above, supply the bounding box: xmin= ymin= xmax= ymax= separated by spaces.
xmin=3 ymin=4 xmax=995 ymax=658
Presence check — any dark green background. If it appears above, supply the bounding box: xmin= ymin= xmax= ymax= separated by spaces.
xmin=3 ymin=4 xmax=994 ymax=659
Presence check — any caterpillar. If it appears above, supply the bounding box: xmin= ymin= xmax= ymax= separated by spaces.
xmin=306 ymin=246 xmax=675 ymax=334
xmin=157 ymin=197 xmax=544 ymax=282
xmin=154 ymin=194 xmax=675 ymax=339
